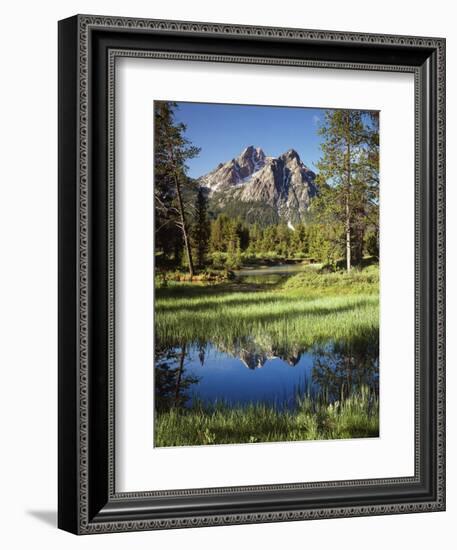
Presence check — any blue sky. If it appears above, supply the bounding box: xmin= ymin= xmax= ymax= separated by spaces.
xmin=172 ymin=102 xmax=327 ymax=178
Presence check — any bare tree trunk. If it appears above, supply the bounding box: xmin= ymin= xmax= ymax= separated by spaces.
xmin=345 ymin=113 xmax=352 ymax=273
xmin=173 ymin=172 xmax=194 ymax=277
xmin=168 ymin=144 xmax=194 ymax=277
xmin=345 ymin=195 xmax=351 ymax=273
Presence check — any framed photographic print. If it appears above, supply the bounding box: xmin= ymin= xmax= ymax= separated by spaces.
xmin=58 ymin=14 xmax=446 ymax=534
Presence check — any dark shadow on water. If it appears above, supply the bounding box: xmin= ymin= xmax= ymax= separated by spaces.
xmin=26 ymin=510 xmax=57 ymax=528
xmin=155 ymin=344 xmax=201 ymax=412
xmin=311 ymin=339 xmax=379 ymax=402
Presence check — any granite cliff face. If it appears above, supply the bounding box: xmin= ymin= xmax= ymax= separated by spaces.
xmin=199 ymin=146 xmax=317 ymax=224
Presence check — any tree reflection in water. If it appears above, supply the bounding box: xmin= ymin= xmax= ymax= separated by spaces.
xmin=154 ymin=344 xmax=200 ymax=412
xmin=311 ymin=338 xmax=379 ymax=402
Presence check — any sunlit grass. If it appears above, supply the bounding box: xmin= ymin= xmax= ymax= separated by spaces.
xmin=155 ymin=265 xmax=379 ymax=349
xmin=155 ymin=386 xmax=379 ymax=447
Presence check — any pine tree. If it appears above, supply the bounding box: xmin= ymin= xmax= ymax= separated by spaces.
xmin=291 ymin=223 xmax=309 ymax=258
xmin=192 ymin=187 xmax=210 ymax=269
xmin=314 ymin=110 xmax=379 ymax=271
xmin=362 ymin=112 xmax=380 ymax=259
xmin=224 ymin=219 xmax=243 ymax=269
xmin=209 ymin=214 xmax=228 ymax=253
xmin=248 ymin=223 xmax=262 ymax=255
xmin=154 ymin=101 xmax=200 ymax=276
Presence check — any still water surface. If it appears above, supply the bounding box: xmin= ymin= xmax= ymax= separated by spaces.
xmin=155 ymin=341 xmax=377 ymax=410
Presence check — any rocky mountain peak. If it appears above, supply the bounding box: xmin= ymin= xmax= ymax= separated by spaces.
xmin=236 ymin=145 xmax=266 ymax=177
xmin=199 ymin=146 xmax=318 ymax=224
xmin=281 ymin=149 xmax=300 ymax=163
xmin=240 ymin=145 xmax=265 ymax=160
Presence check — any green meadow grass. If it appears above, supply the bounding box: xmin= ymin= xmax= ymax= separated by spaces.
xmin=155 ymin=387 xmax=379 ymax=447
xmin=155 ymin=265 xmax=379 ymax=350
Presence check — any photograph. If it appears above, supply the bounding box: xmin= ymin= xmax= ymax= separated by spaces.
xmin=55 ymin=9 xmax=445 ymax=536
xmin=153 ymin=100 xmax=380 ymax=447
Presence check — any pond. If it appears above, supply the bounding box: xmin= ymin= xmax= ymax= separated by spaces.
xmin=154 ymin=339 xmax=379 ymax=412
xmin=235 ymin=262 xmax=310 ymax=276
xmin=233 ymin=262 xmax=310 ymax=285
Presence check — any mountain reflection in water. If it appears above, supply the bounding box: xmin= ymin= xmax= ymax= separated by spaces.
xmin=154 ymin=338 xmax=379 ymax=412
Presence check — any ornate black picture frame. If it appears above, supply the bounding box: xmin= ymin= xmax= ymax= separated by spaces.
xmin=58 ymin=14 xmax=445 ymax=534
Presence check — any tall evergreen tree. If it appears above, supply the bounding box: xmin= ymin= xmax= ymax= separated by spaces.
xmin=314 ymin=110 xmax=379 ymax=271
xmin=154 ymin=101 xmax=200 ymax=276
xmin=361 ymin=112 xmax=380 ymax=258
xmin=209 ymin=214 xmax=229 ymax=253
xmin=192 ymin=187 xmax=210 ymax=268
xmin=223 ymin=219 xmax=241 ymax=269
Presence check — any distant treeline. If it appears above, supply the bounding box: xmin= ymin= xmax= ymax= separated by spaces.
xmin=158 ymin=205 xmax=378 ymax=271
xmin=208 ymin=214 xmax=379 ymax=268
